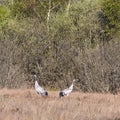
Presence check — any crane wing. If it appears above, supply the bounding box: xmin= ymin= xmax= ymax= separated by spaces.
xmin=62 ymin=84 xmax=73 ymax=95
xmin=35 ymin=81 xmax=45 ymax=94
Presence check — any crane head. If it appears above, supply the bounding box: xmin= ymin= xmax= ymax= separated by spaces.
xmin=33 ymin=74 xmax=37 ymax=78
xmin=73 ymin=79 xmax=79 ymax=83
xmin=32 ymin=74 xmax=37 ymax=81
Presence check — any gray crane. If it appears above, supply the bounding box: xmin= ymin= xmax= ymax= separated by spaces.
xmin=59 ymin=79 xmax=78 ymax=98
xmin=33 ymin=75 xmax=48 ymax=96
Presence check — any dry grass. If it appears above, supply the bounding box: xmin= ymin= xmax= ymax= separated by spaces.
xmin=0 ymin=89 xmax=120 ymax=120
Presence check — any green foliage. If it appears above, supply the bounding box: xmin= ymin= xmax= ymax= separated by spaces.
xmin=50 ymin=0 xmax=100 ymax=49
xmin=10 ymin=0 xmax=35 ymax=18
xmin=101 ymin=0 xmax=120 ymax=36
xmin=0 ymin=6 xmax=10 ymax=28
xmin=9 ymin=0 xmax=69 ymax=21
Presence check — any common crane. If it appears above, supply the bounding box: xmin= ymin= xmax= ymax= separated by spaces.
xmin=33 ymin=75 xmax=48 ymax=96
xmin=59 ymin=79 xmax=78 ymax=98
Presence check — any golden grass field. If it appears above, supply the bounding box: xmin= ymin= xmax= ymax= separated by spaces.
xmin=0 ymin=89 xmax=120 ymax=120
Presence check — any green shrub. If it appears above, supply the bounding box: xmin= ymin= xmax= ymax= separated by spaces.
xmin=101 ymin=0 xmax=120 ymax=37
xmin=0 ymin=6 xmax=10 ymax=28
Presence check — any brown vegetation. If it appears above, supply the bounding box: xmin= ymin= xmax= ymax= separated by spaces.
xmin=0 ymin=0 xmax=120 ymax=94
xmin=0 ymin=89 xmax=120 ymax=120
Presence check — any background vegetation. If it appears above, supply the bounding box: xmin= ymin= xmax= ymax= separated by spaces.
xmin=0 ymin=0 xmax=120 ymax=94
